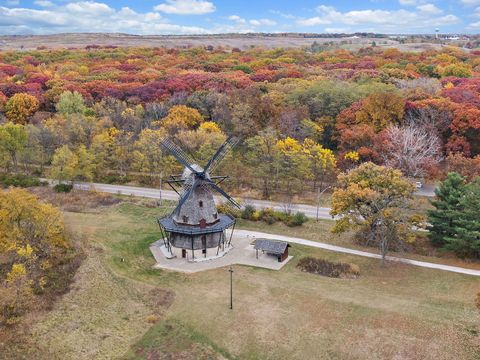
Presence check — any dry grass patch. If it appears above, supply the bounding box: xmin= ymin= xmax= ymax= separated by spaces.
xmin=297 ymin=256 xmax=360 ymax=278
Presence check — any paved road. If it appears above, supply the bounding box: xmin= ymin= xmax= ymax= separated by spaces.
xmin=70 ymin=181 xmax=435 ymax=220
xmin=234 ymin=230 xmax=480 ymax=277
xmin=73 ymin=181 xmax=335 ymax=220
xmin=415 ymin=183 xmax=436 ymax=197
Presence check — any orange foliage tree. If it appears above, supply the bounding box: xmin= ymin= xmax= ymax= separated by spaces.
xmin=4 ymin=93 xmax=39 ymax=124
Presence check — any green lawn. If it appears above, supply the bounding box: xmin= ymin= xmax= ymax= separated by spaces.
xmin=30 ymin=203 xmax=480 ymax=360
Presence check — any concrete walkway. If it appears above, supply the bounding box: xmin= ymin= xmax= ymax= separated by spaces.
xmin=149 ymin=233 xmax=292 ymax=273
xmin=234 ymin=230 xmax=480 ymax=277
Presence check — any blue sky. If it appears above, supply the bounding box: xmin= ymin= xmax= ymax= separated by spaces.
xmin=0 ymin=0 xmax=479 ymax=35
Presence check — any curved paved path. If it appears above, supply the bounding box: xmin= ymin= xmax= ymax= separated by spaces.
xmin=60 ymin=181 xmax=478 ymax=276
xmin=233 ymin=230 xmax=480 ymax=277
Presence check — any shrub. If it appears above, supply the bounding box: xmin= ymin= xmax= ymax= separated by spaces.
xmin=146 ymin=314 xmax=159 ymax=324
xmin=233 ymin=64 xmax=252 ymax=74
xmin=476 ymin=292 xmax=480 ymax=311
xmin=259 ymin=207 xmax=277 ymax=224
xmin=286 ymin=212 xmax=308 ymax=227
xmin=297 ymin=257 xmax=360 ymax=278
xmin=216 ymin=202 xmax=241 ymax=218
xmin=251 ymin=210 xmax=261 ymax=221
xmin=241 ymin=204 xmax=256 ymax=220
xmin=0 ymin=174 xmax=42 ymax=188
xmin=53 ymin=183 xmax=73 ymax=193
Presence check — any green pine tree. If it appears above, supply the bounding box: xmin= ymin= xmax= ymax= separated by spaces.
xmin=427 ymin=172 xmax=466 ymax=247
xmin=444 ymin=178 xmax=480 ymax=258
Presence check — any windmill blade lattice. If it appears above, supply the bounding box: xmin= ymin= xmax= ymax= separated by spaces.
xmin=160 ymin=137 xmax=198 ymax=174
xmin=206 ymin=180 xmax=240 ymax=208
xmin=204 ymin=136 xmax=238 ymax=175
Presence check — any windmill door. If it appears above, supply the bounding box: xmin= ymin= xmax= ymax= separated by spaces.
xmin=199 ymin=218 xmax=207 ymax=229
xmin=182 ymin=249 xmax=186 ymax=258
xmin=201 ymin=235 xmax=207 ymax=256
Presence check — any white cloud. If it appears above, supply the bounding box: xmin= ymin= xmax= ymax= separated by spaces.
xmin=34 ymin=0 xmax=54 ymax=6
xmin=297 ymin=17 xmax=330 ymax=26
xmin=249 ymin=18 xmax=276 ymax=26
xmin=296 ymin=5 xmax=458 ymax=32
xmin=269 ymin=10 xmax=296 ymax=19
xmin=0 ymin=2 xmax=210 ymax=34
xmin=417 ymin=4 xmax=442 ymax=14
xmin=65 ymin=1 xmax=114 ymax=14
xmin=153 ymin=0 xmax=215 ymax=15
xmin=399 ymin=0 xmax=418 ymax=5
xmin=399 ymin=0 xmax=432 ymax=6
xmin=227 ymin=15 xmax=245 ymax=24
xmin=324 ymin=27 xmax=349 ymax=33
xmin=461 ymin=0 xmax=480 ymax=5
xmin=227 ymin=15 xmax=275 ymax=28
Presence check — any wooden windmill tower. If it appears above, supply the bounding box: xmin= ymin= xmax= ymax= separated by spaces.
xmin=157 ymin=137 xmax=240 ymax=260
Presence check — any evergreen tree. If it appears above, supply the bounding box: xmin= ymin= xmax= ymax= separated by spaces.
xmin=427 ymin=172 xmax=466 ymax=247
xmin=445 ymin=178 xmax=480 ymax=258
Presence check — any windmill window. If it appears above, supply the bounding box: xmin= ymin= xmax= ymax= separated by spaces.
xmin=199 ymin=201 xmax=203 ymax=208
xmin=182 ymin=215 xmax=188 ymax=223
xmin=213 ymin=213 xmax=218 ymax=219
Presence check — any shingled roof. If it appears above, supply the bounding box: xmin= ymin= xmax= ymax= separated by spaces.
xmin=254 ymin=239 xmax=290 ymax=255
xmin=158 ymin=214 xmax=235 ymax=235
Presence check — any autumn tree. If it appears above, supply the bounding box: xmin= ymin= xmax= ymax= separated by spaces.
xmin=55 ymin=91 xmax=86 ymax=115
xmin=379 ymin=125 xmax=442 ymax=178
xmin=91 ymin=128 xmax=133 ymax=178
xmin=0 ymin=188 xmax=69 ymax=325
xmin=49 ymin=145 xmax=78 ymax=184
xmin=302 ymin=138 xmax=336 ymax=191
xmin=275 ymin=137 xmax=310 ymax=202
xmin=330 ymin=162 xmax=419 ymax=263
xmin=132 ymin=128 xmax=176 ymax=187
xmin=4 ymin=93 xmax=39 ymax=124
xmin=74 ymin=145 xmax=95 ymax=182
xmin=157 ymin=105 xmax=203 ymax=135
xmin=0 ymin=122 xmax=28 ymax=170
xmin=176 ymin=121 xmax=227 ymax=165
xmin=447 ymin=105 xmax=480 ymax=157
xmin=355 ymin=92 xmax=405 ymax=131
xmin=244 ymin=129 xmax=281 ymax=199
xmin=445 ymin=153 xmax=480 ymax=182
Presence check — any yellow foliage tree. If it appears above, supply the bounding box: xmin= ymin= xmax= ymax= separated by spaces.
xmin=0 ymin=122 xmax=27 ymax=169
xmin=132 ymin=128 xmax=177 ymax=187
xmin=4 ymin=93 xmax=39 ymax=124
xmin=48 ymin=145 xmax=78 ymax=183
xmin=302 ymin=138 xmax=336 ymax=191
xmin=330 ymin=162 xmax=422 ymax=263
xmin=157 ymin=105 xmax=204 ymax=134
xmin=355 ymin=92 xmax=405 ymax=132
xmin=199 ymin=121 xmax=221 ymax=133
xmin=0 ymin=188 xmax=68 ymax=324
xmin=275 ymin=137 xmax=310 ymax=198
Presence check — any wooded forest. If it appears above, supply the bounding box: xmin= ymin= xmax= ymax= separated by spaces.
xmin=0 ymin=45 xmax=479 ymax=200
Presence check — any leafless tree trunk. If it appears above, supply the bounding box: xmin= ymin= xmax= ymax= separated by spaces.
xmin=381 ymin=125 xmax=442 ymax=178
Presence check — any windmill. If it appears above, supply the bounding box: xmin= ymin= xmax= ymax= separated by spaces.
xmin=157 ymin=136 xmax=240 ymax=260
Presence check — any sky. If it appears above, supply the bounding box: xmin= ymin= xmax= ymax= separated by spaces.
xmin=0 ymin=0 xmax=480 ymax=35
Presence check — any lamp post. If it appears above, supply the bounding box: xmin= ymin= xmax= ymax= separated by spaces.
xmin=228 ymin=266 xmax=234 ymax=310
